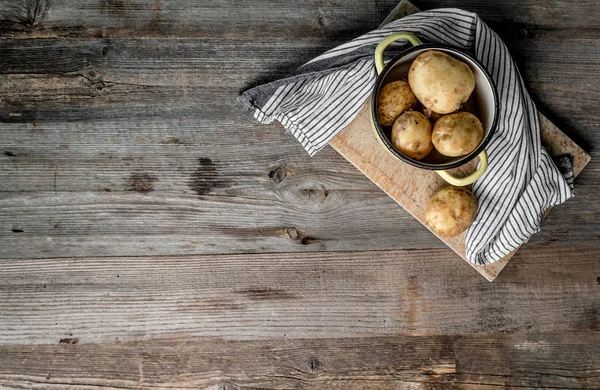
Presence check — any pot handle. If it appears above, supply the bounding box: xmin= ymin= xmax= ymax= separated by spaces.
xmin=374 ymin=32 xmax=422 ymax=74
xmin=436 ymin=150 xmax=488 ymax=186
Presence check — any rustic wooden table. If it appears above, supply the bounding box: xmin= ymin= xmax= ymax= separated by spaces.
xmin=1 ymin=0 xmax=599 ymax=388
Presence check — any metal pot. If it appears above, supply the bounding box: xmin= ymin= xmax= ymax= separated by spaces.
xmin=371 ymin=32 xmax=499 ymax=186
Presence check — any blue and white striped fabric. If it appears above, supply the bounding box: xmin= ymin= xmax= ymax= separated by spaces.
xmin=239 ymin=8 xmax=574 ymax=265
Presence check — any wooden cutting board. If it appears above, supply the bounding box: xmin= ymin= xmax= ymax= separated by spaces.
xmin=329 ymin=0 xmax=591 ymax=281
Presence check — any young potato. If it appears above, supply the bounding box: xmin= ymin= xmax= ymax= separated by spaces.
xmin=408 ymin=50 xmax=475 ymax=114
xmin=425 ymin=186 xmax=478 ymax=237
xmin=377 ymin=80 xmax=418 ymax=127
xmin=391 ymin=111 xmax=433 ymax=160
xmin=432 ymin=112 xmax=484 ymax=157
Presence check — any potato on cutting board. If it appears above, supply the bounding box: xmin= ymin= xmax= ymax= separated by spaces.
xmin=425 ymin=186 xmax=478 ymax=237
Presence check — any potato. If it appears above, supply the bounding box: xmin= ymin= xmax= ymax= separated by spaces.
xmin=391 ymin=111 xmax=433 ymax=160
xmin=432 ymin=112 xmax=484 ymax=157
xmin=425 ymin=186 xmax=478 ymax=237
xmin=408 ymin=50 xmax=475 ymax=114
xmin=377 ymin=80 xmax=418 ymax=127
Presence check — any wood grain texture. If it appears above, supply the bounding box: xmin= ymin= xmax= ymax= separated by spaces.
xmin=0 ymin=0 xmax=599 ymax=386
xmin=0 ymin=0 xmax=395 ymax=39
xmin=0 ymin=34 xmax=598 ymax=260
xmin=1 ymin=0 xmax=599 ymax=39
xmin=1 ymin=332 xmax=599 ymax=389
xmin=1 ymin=245 xmax=599 ymax=345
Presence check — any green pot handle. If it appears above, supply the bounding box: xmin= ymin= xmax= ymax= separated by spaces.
xmin=374 ymin=32 xmax=422 ymax=75
xmin=436 ymin=150 xmax=488 ymax=186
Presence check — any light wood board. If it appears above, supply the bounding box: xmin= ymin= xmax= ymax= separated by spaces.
xmin=329 ymin=1 xmax=591 ymax=281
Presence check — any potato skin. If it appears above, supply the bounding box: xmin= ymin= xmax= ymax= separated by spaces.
xmin=432 ymin=112 xmax=484 ymax=157
xmin=391 ymin=111 xmax=433 ymax=160
xmin=425 ymin=186 xmax=478 ymax=237
xmin=408 ymin=50 xmax=475 ymax=114
xmin=377 ymin=80 xmax=418 ymax=127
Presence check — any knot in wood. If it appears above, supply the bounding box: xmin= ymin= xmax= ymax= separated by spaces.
xmin=85 ymin=68 xmax=102 ymax=82
xmin=300 ymin=187 xmax=329 ymax=201
xmin=519 ymin=28 xmax=529 ymax=38
xmin=307 ymin=356 xmax=323 ymax=373
xmin=269 ymin=167 xmax=287 ymax=183
xmin=285 ymin=227 xmax=301 ymax=240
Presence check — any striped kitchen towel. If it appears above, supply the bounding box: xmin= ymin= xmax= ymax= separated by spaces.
xmin=238 ymin=8 xmax=574 ymax=265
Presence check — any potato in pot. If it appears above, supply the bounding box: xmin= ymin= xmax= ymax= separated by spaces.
xmin=432 ymin=112 xmax=484 ymax=157
xmin=376 ymin=80 xmax=418 ymax=127
xmin=425 ymin=186 xmax=478 ymax=237
xmin=391 ymin=111 xmax=433 ymax=160
xmin=408 ymin=50 xmax=475 ymax=115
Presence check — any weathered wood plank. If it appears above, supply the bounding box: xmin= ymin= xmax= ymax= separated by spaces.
xmin=2 ymin=190 xmax=450 ymax=258
xmin=1 ymin=246 xmax=598 ymax=345
xmin=0 ymin=332 xmax=599 ymax=389
xmin=415 ymin=0 xmax=600 ymax=31
xmin=0 ymin=0 xmax=394 ymax=39
xmin=1 ymin=186 xmax=597 ymax=259
xmin=1 ymin=150 xmax=597 ymax=260
xmin=1 ymin=0 xmax=599 ymax=39
xmin=0 ymin=38 xmax=337 ymax=91
xmin=1 ymin=33 xmax=597 ymax=147
xmin=1 ymin=35 xmax=599 ymax=132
